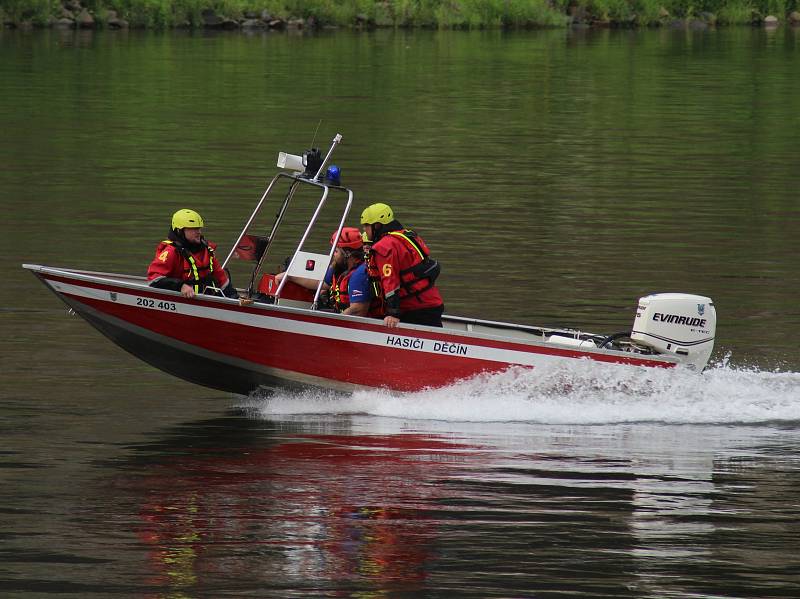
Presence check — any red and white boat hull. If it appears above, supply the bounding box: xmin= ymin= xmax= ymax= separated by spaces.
xmin=26 ymin=265 xmax=679 ymax=395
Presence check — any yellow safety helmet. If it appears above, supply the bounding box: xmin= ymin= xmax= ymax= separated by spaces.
xmin=172 ymin=209 xmax=205 ymax=230
xmin=360 ymin=203 xmax=394 ymax=225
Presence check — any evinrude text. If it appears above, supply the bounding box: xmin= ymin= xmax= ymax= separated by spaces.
xmin=652 ymin=312 xmax=706 ymax=327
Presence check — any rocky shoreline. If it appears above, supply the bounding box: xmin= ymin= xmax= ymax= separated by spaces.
xmin=1 ymin=1 xmax=320 ymax=31
xmin=570 ymin=11 xmax=800 ymax=30
xmin=2 ymin=0 xmax=800 ymax=31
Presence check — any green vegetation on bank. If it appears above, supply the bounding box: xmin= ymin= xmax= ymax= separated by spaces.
xmin=1 ymin=0 xmax=799 ymax=29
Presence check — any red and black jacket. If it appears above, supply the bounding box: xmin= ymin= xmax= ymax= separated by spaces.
xmin=368 ymin=228 xmax=442 ymax=317
xmin=147 ymin=234 xmax=232 ymax=296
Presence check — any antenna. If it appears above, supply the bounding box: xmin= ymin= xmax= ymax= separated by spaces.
xmin=310 ymin=119 xmax=322 ymax=149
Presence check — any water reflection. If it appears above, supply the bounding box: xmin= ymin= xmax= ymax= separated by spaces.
xmin=101 ymin=414 xmax=800 ymax=597
xmin=122 ymin=416 xmax=482 ymax=596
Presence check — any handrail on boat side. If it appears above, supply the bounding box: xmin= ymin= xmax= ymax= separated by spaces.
xmin=444 ymin=313 xmax=584 ymax=339
xmin=22 ymin=263 xmax=148 ymax=285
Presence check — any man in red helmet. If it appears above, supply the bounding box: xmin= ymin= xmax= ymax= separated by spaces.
xmin=147 ymin=209 xmax=237 ymax=299
xmin=276 ymin=227 xmax=380 ymax=317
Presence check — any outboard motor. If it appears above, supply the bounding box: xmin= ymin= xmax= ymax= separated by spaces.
xmin=631 ymin=293 xmax=716 ymax=370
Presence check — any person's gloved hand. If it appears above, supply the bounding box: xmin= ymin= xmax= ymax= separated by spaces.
xmin=319 ymin=290 xmax=331 ymax=308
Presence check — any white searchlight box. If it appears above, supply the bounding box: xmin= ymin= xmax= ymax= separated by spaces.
xmin=277 ymin=152 xmax=304 ymax=171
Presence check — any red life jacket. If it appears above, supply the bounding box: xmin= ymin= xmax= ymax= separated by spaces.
xmin=385 ymin=230 xmax=441 ymax=300
xmin=364 ymin=248 xmax=386 ymax=315
xmin=331 ymin=263 xmax=384 ymax=317
xmin=161 ymin=239 xmax=218 ymax=294
xmin=331 ymin=266 xmax=356 ymax=311
xmin=368 ymin=229 xmax=442 ymax=313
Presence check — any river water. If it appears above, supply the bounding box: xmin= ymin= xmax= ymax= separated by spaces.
xmin=2 ymin=26 xmax=800 ymax=597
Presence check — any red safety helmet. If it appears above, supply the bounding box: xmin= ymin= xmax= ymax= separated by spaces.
xmin=330 ymin=227 xmax=363 ymax=250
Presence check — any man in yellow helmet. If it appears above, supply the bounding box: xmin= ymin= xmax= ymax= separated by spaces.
xmin=147 ymin=209 xmax=237 ymax=299
xmin=361 ymin=202 xmax=443 ymax=328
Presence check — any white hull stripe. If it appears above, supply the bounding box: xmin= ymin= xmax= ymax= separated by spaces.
xmin=47 ymin=278 xmax=663 ymax=370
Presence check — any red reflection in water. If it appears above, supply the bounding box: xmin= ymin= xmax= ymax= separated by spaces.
xmin=131 ymin=433 xmax=485 ymax=595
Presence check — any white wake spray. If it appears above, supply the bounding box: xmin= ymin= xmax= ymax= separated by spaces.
xmin=241 ymin=357 xmax=800 ymax=425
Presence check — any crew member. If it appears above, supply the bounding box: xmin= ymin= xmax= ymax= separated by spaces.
xmin=327 ymin=227 xmax=382 ymax=316
xmin=276 ymin=227 xmax=380 ymax=317
xmin=360 ymin=203 xmax=443 ymax=328
xmin=147 ymin=209 xmax=237 ymax=299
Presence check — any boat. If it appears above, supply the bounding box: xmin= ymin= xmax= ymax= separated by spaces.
xmin=24 ymin=134 xmax=717 ymax=395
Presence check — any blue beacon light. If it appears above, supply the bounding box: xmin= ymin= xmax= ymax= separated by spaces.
xmin=325 ymin=165 xmax=341 ymax=186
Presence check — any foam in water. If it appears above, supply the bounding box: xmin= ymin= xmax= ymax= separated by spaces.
xmin=241 ymin=358 xmax=800 ymax=425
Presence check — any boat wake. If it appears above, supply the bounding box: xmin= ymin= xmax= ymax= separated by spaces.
xmin=241 ymin=357 xmax=800 ymax=425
